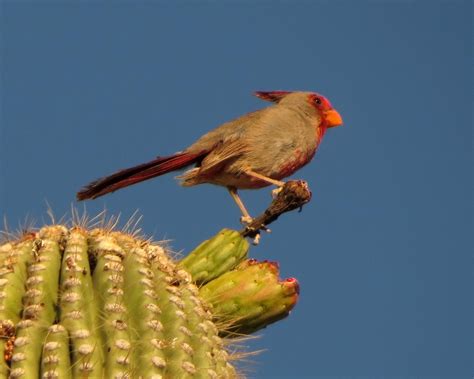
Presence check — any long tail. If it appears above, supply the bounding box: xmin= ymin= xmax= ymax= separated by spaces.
xmin=76 ymin=151 xmax=206 ymax=200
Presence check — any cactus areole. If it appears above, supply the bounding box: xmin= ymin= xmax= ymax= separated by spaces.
xmin=0 ymin=224 xmax=299 ymax=378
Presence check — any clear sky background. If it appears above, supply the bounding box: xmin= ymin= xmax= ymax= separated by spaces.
xmin=1 ymin=1 xmax=472 ymax=378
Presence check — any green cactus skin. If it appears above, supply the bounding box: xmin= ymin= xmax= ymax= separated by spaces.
xmin=178 ymin=229 xmax=249 ymax=285
xmin=0 ymin=223 xmax=299 ymax=378
xmin=0 ymin=238 xmax=35 ymax=322
xmin=9 ymin=226 xmax=64 ymax=378
xmin=89 ymin=232 xmax=134 ymax=378
xmin=200 ymin=259 xmax=300 ymax=336
xmin=0 ymin=237 xmax=35 ymax=377
xmin=41 ymin=324 xmax=72 ymax=379
xmin=60 ymin=228 xmax=103 ymax=377
xmin=114 ymin=233 xmax=168 ymax=378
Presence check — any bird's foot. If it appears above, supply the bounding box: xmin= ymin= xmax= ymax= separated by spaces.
xmin=248 ymin=226 xmax=271 ymax=245
xmin=252 ymin=233 xmax=261 ymax=245
xmin=271 ymin=186 xmax=283 ymax=199
xmin=240 ymin=215 xmax=254 ymax=225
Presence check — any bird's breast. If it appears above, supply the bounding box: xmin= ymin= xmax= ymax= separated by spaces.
xmin=273 ymin=147 xmax=317 ymax=179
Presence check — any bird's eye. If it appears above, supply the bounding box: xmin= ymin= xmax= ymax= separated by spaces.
xmin=314 ymin=97 xmax=322 ymax=105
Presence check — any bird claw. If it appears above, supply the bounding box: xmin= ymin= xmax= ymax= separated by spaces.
xmin=240 ymin=215 xmax=254 ymax=225
xmin=271 ymin=187 xmax=283 ymax=199
xmin=249 ymin=226 xmax=270 ymax=245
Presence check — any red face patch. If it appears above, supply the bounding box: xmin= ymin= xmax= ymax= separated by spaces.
xmin=307 ymin=93 xmax=333 ymax=112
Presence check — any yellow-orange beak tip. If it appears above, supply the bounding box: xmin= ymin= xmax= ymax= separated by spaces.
xmin=324 ymin=109 xmax=343 ymax=128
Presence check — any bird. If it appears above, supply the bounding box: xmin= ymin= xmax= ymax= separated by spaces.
xmin=77 ymin=91 xmax=343 ymax=223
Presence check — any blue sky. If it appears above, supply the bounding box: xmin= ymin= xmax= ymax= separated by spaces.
xmin=1 ymin=1 xmax=472 ymax=378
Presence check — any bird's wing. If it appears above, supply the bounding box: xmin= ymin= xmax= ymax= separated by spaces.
xmin=182 ymin=108 xmax=270 ymax=177
xmin=176 ymin=138 xmax=250 ymax=186
xmin=186 ymin=108 xmax=267 ymax=153
xmin=198 ymin=138 xmax=250 ymax=175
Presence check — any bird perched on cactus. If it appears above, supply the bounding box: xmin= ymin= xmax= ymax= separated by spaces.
xmin=77 ymin=91 xmax=343 ymax=222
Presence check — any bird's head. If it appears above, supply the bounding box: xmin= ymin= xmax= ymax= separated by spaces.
xmin=254 ymin=90 xmax=343 ymax=129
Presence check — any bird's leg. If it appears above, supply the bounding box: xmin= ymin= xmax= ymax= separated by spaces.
xmin=244 ymin=169 xmax=285 ymax=186
xmin=270 ymin=187 xmax=283 ymax=199
xmin=227 ymin=187 xmax=253 ymax=225
xmin=244 ymin=169 xmax=285 ymax=199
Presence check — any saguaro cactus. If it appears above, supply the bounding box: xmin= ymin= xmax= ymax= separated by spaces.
xmin=0 ymin=223 xmax=299 ymax=378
